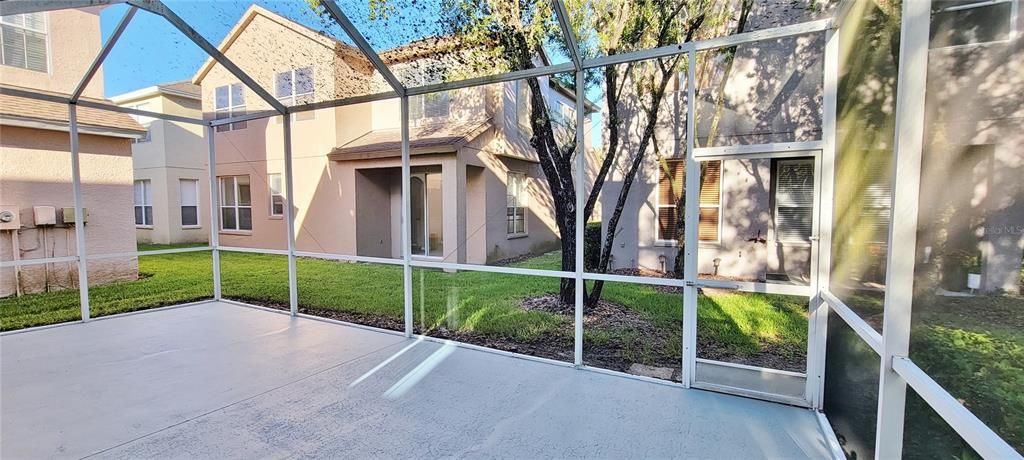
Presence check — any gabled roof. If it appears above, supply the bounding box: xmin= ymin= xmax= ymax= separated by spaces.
xmin=110 ymin=80 xmax=200 ymax=105
xmin=0 ymin=84 xmax=146 ymax=138
xmin=191 ymin=4 xmax=367 ymax=85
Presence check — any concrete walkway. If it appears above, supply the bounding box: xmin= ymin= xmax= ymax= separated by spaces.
xmin=1 ymin=302 xmax=833 ymax=459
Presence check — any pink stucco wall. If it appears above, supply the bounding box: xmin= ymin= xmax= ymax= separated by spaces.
xmin=0 ymin=126 xmax=138 ymax=297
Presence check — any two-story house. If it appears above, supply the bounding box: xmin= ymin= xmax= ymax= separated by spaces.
xmin=603 ymin=0 xmax=1022 ymax=296
xmin=193 ymin=5 xmax=592 ymax=264
xmin=111 ymin=81 xmax=210 ymax=245
xmin=0 ymin=7 xmax=145 ymax=297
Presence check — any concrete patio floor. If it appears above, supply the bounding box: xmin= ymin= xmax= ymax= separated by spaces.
xmin=1 ymin=301 xmax=835 ymax=459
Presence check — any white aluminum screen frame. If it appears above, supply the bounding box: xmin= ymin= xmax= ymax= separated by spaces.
xmin=3 ymin=1 xmax=1020 ymax=458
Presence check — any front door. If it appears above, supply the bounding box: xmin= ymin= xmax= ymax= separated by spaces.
xmin=684 ymin=151 xmax=822 ymax=406
xmin=409 ymin=172 xmax=443 ymax=258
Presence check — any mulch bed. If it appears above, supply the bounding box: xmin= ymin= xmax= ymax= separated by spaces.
xmin=238 ymin=292 xmax=805 ymax=376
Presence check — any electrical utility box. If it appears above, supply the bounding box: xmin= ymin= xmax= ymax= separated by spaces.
xmin=0 ymin=206 xmax=20 ymax=230
xmin=33 ymin=206 xmax=57 ymax=226
xmin=59 ymin=207 xmax=89 ymax=225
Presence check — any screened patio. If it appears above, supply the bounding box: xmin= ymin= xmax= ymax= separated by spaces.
xmin=0 ymin=0 xmax=1021 ymax=458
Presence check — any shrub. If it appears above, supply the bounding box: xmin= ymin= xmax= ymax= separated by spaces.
xmin=584 ymin=222 xmax=602 ymax=271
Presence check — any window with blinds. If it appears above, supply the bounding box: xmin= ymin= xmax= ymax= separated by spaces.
xmin=774 ymin=159 xmax=815 ymax=242
xmin=657 ymin=160 xmax=721 ymax=242
xmin=179 ymin=179 xmax=199 ymax=227
xmin=1 ymin=13 xmax=48 ymax=73
xmin=860 ymin=156 xmax=892 ymax=244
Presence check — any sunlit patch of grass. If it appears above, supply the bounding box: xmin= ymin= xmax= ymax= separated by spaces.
xmin=0 ymin=244 xmax=213 ymax=331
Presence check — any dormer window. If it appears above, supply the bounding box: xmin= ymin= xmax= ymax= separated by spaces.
xmin=1 ymin=12 xmax=48 ymax=72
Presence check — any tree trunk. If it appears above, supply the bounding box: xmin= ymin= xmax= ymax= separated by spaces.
xmin=588 ymin=70 xmax=675 ymax=306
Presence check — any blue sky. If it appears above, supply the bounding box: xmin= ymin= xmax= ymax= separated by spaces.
xmin=99 ymin=1 xmax=339 ymax=96
xmin=97 ymin=1 xmax=602 ymax=146
xmin=98 ymin=0 xmax=414 ymax=96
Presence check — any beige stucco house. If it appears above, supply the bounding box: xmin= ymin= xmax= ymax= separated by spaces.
xmin=111 ymin=81 xmax=210 ymax=245
xmin=0 ymin=8 xmax=145 ymax=297
xmin=604 ymin=0 xmax=1023 ymax=294
xmin=601 ymin=7 xmax=826 ymax=285
xmin=193 ymin=6 xmax=591 ymax=263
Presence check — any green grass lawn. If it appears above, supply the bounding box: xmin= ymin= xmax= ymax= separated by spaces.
xmin=831 ymin=287 xmax=1024 ymax=456
xmin=0 ymin=248 xmax=807 ymax=368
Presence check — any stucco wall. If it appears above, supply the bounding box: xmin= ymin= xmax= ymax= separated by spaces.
xmin=598 ymin=2 xmax=824 ymax=280
xmin=2 ymin=8 xmax=104 ymax=98
xmin=196 ymin=10 xmax=591 ymax=265
xmin=0 ymin=126 xmax=137 ymax=297
xmin=918 ymin=35 xmax=1024 ymax=294
xmin=602 ymin=155 xmax=813 ymax=282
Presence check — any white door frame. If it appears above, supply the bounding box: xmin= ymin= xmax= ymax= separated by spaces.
xmin=683 ymin=148 xmax=823 ymax=406
xmin=410 ymin=171 xmax=442 ymax=259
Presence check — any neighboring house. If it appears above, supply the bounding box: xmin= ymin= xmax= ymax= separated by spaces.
xmin=602 ymin=4 xmax=827 ymax=284
xmin=0 ymin=8 xmax=145 ymax=297
xmin=192 ymin=6 xmax=592 ymax=263
xmin=604 ymin=0 xmax=1023 ymax=294
xmin=917 ymin=0 xmax=1023 ymax=295
xmin=111 ymin=82 xmax=210 ymax=245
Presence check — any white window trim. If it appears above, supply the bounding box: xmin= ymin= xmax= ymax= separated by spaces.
xmin=655 ymin=160 xmax=722 ymax=245
xmin=268 ymin=173 xmax=284 ymax=218
xmin=0 ymin=12 xmax=50 ymax=74
xmin=219 ymin=176 xmax=252 ymax=232
xmin=134 ymin=179 xmax=153 ymax=228
xmin=214 ymin=83 xmax=246 ymax=131
xmin=930 ymin=0 xmax=1018 ymax=50
xmin=179 ymin=179 xmax=201 ymax=229
xmin=773 ymin=158 xmax=815 ymax=245
xmin=506 ymin=171 xmax=529 ymax=238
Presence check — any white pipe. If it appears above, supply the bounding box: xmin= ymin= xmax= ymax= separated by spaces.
xmin=401 ymin=95 xmax=413 ymax=337
xmin=574 ymin=70 xmax=585 ymax=366
xmin=69 ymin=104 xmax=90 ymax=320
xmin=282 ymin=116 xmax=298 ymax=315
xmin=11 ymin=230 xmax=22 ymax=296
xmin=206 ymin=125 xmax=221 ymax=300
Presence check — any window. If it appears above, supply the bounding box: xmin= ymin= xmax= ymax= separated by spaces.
xmin=656 ymin=160 xmax=721 ymax=242
xmin=214 ymin=83 xmax=246 ymax=132
xmin=275 ymin=67 xmax=315 ymax=121
xmin=411 ymin=91 xmax=450 ymax=121
xmin=930 ymin=0 xmax=1016 ymax=48
xmin=516 ymin=80 xmax=532 ymax=135
xmin=507 ymin=172 xmax=528 ymax=236
xmin=552 ymin=100 xmax=574 ymax=127
xmin=219 ymin=176 xmax=251 ymax=231
xmin=134 ymin=180 xmax=153 ymax=227
xmin=860 ymin=154 xmax=892 ymax=244
xmin=1 ymin=13 xmax=47 ymax=72
xmin=268 ymin=173 xmax=284 ymax=217
xmin=179 ymin=179 xmax=199 ymax=227
xmin=774 ymin=159 xmax=815 ymax=243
